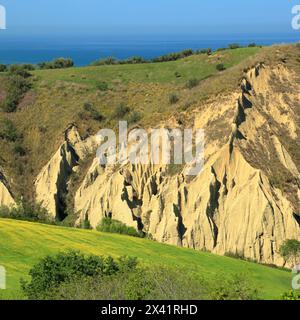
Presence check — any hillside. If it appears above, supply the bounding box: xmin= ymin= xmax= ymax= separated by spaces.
xmin=0 ymin=218 xmax=292 ymax=300
xmin=0 ymin=44 xmax=300 ymax=270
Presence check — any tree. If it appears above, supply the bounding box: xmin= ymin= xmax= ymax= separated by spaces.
xmin=279 ymin=239 xmax=300 ymax=266
xmin=216 ymin=63 xmax=226 ymax=72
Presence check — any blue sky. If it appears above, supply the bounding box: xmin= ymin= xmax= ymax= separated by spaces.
xmin=0 ymin=0 xmax=297 ymax=34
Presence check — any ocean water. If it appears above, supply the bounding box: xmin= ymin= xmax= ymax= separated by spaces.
xmin=0 ymin=33 xmax=299 ymax=66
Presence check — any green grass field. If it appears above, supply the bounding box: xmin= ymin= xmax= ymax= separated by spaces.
xmin=0 ymin=218 xmax=292 ymax=300
xmin=33 ymin=47 xmax=260 ymax=87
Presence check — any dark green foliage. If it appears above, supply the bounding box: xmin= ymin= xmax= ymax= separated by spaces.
xmin=196 ymin=48 xmax=212 ymax=55
xmin=126 ymin=111 xmax=142 ymax=125
xmin=169 ymin=93 xmax=179 ymax=104
xmin=248 ymin=43 xmax=257 ymax=48
xmin=97 ymin=217 xmax=144 ymax=238
xmin=0 ymin=198 xmax=51 ymax=224
xmin=209 ymin=273 xmax=259 ymax=300
xmin=281 ymin=291 xmax=300 ymax=300
xmin=121 ymin=56 xmax=146 ymax=64
xmin=174 ymin=71 xmax=181 ymax=78
xmin=1 ymin=74 xmax=32 ymax=112
xmin=31 ymin=255 xmax=259 ymax=300
xmin=78 ymin=101 xmax=104 ymax=122
xmin=96 ymin=81 xmax=109 ymax=91
xmin=0 ymin=64 xmax=7 ymax=72
xmin=91 ymin=57 xmax=117 ymax=66
xmin=113 ymin=103 xmax=131 ymax=119
xmin=279 ymin=239 xmax=300 ymax=265
xmin=38 ymin=58 xmax=74 ymax=70
xmin=9 ymin=65 xmax=33 ymax=78
xmin=13 ymin=143 xmax=26 ymax=156
xmin=21 ymin=251 xmax=138 ymax=299
xmin=229 ymin=43 xmax=240 ymax=49
xmin=186 ymin=78 xmax=200 ymax=89
xmin=216 ymin=63 xmax=226 ymax=71
xmin=0 ymin=119 xmax=21 ymax=142
xmin=152 ymin=49 xmax=194 ymax=63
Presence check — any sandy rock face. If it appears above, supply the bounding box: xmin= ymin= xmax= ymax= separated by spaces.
xmin=35 ymin=125 xmax=99 ymax=219
xmin=0 ymin=171 xmax=15 ymax=208
xmin=72 ymin=63 xmax=300 ymax=266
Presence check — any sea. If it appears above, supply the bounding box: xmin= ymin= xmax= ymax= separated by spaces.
xmin=0 ymin=33 xmax=299 ymax=66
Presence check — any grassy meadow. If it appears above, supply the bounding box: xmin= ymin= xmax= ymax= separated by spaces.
xmin=0 ymin=218 xmax=292 ymax=300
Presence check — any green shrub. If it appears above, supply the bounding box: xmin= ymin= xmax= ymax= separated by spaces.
xmin=126 ymin=111 xmax=142 ymax=125
xmin=91 ymin=57 xmax=117 ymax=66
xmin=21 ymin=251 xmax=138 ymax=299
xmin=9 ymin=65 xmax=33 ymax=78
xmin=208 ymin=273 xmax=259 ymax=300
xmin=38 ymin=58 xmax=74 ymax=70
xmin=216 ymin=63 xmax=226 ymax=72
xmin=186 ymin=78 xmax=200 ymax=89
xmin=281 ymin=290 xmax=300 ymax=300
xmin=113 ymin=103 xmax=131 ymax=119
xmin=174 ymin=71 xmax=181 ymax=78
xmin=13 ymin=143 xmax=26 ymax=156
xmin=1 ymin=75 xmax=32 ymax=112
xmin=152 ymin=49 xmax=194 ymax=63
xmin=97 ymin=217 xmax=144 ymax=238
xmin=248 ymin=43 xmax=257 ymax=47
xmin=169 ymin=93 xmax=179 ymax=104
xmin=0 ymin=64 xmax=7 ymax=72
xmin=279 ymin=239 xmax=300 ymax=266
xmin=0 ymin=198 xmax=51 ymax=223
xmin=229 ymin=43 xmax=240 ymax=49
xmin=96 ymin=81 xmax=109 ymax=91
xmin=196 ymin=48 xmax=212 ymax=55
xmin=0 ymin=119 xmax=21 ymax=142
xmin=81 ymin=102 xmax=104 ymax=121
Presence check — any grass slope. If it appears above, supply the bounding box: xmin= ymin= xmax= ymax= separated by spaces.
xmin=0 ymin=218 xmax=292 ymax=300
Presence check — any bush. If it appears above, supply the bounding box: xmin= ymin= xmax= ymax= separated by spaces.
xmin=82 ymin=102 xmax=104 ymax=121
xmin=0 ymin=198 xmax=51 ymax=223
xmin=126 ymin=111 xmax=142 ymax=125
xmin=208 ymin=273 xmax=259 ymax=300
xmin=21 ymin=251 xmax=138 ymax=299
xmin=96 ymin=81 xmax=109 ymax=91
xmin=279 ymin=239 xmax=300 ymax=266
xmin=229 ymin=43 xmax=240 ymax=49
xmin=196 ymin=48 xmax=212 ymax=55
xmin=152 ymin=49 xmax=194 ymax=63
xmin=113 ymin=103 xmax=131 ymax=119
xmin=38 ymin=58 xmax=74 ymax=70
xmin=91 ymin=57 xmax=117 ymax=66
xmin=1 ymin=75 xmax=32 ymax=112
xmin=0 ymin=64 xmax=7 ymax=72
xmin=186 ymin=78 xmax=200 ymax=89
xmin=97 ymin=217 xmax=144 ymax=238
xmin=281 ymin=290 xmax=300 ymax=300
xmin=216 ymin=63 xmax=226 ymax=72
xmin=13 ymin=143 xmax=26 ymax=156
xmin=248 ymin=43 xmax=257 ymax=47
xmin=42 ymin=262 xmax=259 ymax=300
xmin=9 ymin=65 xmax=33 ymax=78
xmin=169 ymin=93 xmax=179 ymax=104
xmin=0 ymin=119 xmax=21 ymax=142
